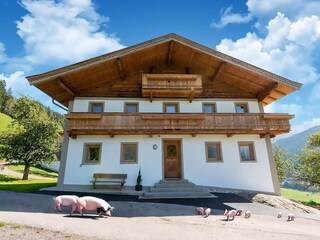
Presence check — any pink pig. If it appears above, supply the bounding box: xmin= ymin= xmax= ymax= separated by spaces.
xmin=244 ymin=210 xmax=252 ymax=218
xmin=53 ymin=195 xmax=78 ymax=214
xmin=196 ymin=207 xmax=204 ymax=215
xmin=224 ymin=209 xmax=237 ymax=221
xmin=76 ymin=196 xmax=114 ymax=217
xmin=287 ymin=213 xmax=295 ymax=221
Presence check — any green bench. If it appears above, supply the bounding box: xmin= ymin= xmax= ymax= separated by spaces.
xmin=91 ymin=173 xmax=127 ymax=190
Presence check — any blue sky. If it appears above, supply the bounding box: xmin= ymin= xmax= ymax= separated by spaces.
xmin=1 ymin=0 xmax=320 ymax=138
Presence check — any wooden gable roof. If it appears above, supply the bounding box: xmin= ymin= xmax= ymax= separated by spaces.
xmin=27 ymin=33 xmax=302 ymax=107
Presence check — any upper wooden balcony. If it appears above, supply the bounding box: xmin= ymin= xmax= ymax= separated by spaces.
xmin=141 ymin=74 xmax=202 ymax=102
xmin=65 ymin=112 xmax=293 ymax=138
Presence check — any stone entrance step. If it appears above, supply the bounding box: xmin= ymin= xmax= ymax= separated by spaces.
xmin=140 ymin=179 xmax=216 ymax=199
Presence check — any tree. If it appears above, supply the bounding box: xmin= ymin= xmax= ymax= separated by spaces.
xmin=3 ymin=97 xmax=16 ymax=116
xmin=0 ymin=96 xmax=61 ymax=180
xmin=294 ymin=132 xmax=320 ymax=190
xmin=272 ymin=143 xmax=293 ymax=184
xmin=0 ymin=79 xmax=13 ymax=113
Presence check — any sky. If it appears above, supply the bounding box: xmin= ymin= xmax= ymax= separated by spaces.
xmin=0 ymin=0 xmax=320 ymax=138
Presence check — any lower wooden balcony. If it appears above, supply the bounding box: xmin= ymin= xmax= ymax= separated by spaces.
xmin=65 ymin=113 xmax=293 ymax=138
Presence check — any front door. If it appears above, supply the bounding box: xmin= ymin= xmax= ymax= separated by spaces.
xmin=164 ymin=140 xmax=181 ymax=179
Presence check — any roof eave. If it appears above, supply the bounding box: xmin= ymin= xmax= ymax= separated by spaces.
xmin=26 ymin=33 xmax=302 ymax=91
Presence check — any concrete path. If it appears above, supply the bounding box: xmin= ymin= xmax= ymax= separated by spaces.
xmin=0 ymin=190 xmax=319 ymax=240
xmin=0 ymin=163 xmax=56 ymax=180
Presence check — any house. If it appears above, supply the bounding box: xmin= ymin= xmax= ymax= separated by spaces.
xmin=27 ymin=34 xmax=302 ymax=195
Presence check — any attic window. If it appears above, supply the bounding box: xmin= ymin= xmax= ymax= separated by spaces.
xmin=89 ymin=102 xmax=104 ymax=113
xmin=203 ymin=103 xmax=216 ymax=113
xmin=124 ymin=103 xmax=139 ymax=113
xmin=164 ymin=103 xmax=179 ymax=113
xmin=235 ymin=103 xmax=249 ymax=113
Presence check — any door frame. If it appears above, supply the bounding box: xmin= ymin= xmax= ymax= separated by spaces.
xmin=162 ymin=138 xmax=183 ymax=180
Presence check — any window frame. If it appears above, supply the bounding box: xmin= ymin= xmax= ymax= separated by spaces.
xmin=124 ymin=102 xmax=139 ymax=113
xmin=235 ymin=102 xmax=249 ymax=113
xmin=163 ymin=102 xmax=180 ymax=113
xmin=202 ymin=103 xmax=217 ymax=113
xmin=238 ymin=141 xmax=256 ymax=162
xmin=88 ymin=102 xmax=104 ymax=113
xmin=82 ymin=143 xmax=102 ymax=165
xmin=205 ymin=142 xmax=223 ymax=162
xmin=121 ymin=142 xmax=138 ymax=164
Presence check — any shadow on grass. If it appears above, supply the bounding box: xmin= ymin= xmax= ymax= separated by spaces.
xmin=300 ymin=200 xmax=320 ymax=210
xmin=0 ymin=174 xmax=20 ymax=182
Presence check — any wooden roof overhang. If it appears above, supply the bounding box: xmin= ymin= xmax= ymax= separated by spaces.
xmin=26 ymin=33 xmax=302 ymax=107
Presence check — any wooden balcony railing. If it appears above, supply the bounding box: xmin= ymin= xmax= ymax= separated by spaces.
xmin=65 ymin=113 xmax=293 ymax=138
xmin=141 ymin=74 xmax=202 ymax=101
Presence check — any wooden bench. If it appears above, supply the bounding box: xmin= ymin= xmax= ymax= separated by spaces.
xmin=91 ymin=173 xmax=127 ymax=190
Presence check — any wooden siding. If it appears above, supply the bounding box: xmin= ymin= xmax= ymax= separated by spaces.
xmin=142 ymin=74 xmax=202 ymax=99
xmin=66 ymin=113 xmax=293 ymax=137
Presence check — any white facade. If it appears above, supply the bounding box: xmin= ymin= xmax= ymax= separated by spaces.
xmin=60 ymin=97 xmax=276 ymax=193
xmin=63 ymin=134 xmax=274 ymax=192
xmin=72 ymin=98 xmax=261 ymax=113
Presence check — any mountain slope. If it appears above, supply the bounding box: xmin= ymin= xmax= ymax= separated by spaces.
xmin=276 ymin=125 xmax=320 ymax=155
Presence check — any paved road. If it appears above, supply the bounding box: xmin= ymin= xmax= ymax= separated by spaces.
xmin=1 ymin=190 xmax=319 ymax=219
xmin=0 ymin=190 xmax=319 ymax=240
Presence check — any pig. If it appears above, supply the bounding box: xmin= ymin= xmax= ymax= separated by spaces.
xmin=204 ymin=208 xmax=211 ymax=218
xmin=287 ymin=213 xmax=295 ymax=221
xmin=196 ymin=207 xmax=204 ymax=215
xmin=244 ymin=210 xmax=251 ymax=218
xmin=236 ymin=209 xmax=243 ymax=216
xmin=277 ymin=212 xmax=282 ymax=218
xmin=53 ymin=195 xmax=78 ymax=214
xmin=76 ymin=196 xmax=114 ymax=217
xmin=224 ymin=209 xmax=237 ymax=221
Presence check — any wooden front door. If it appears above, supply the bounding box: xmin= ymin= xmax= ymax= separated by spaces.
xmin=164 ymin=140 xmax=181 ymax=179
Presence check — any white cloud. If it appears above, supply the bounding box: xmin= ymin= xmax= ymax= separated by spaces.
xmin=246 ymin=0 xmax=305 ymax=18
xmin=16 ymin=0 xmax=125 ymax=65
xmin=288 ymin=15 xmax=320 ymax=48
xmin=216 ymin=12 xmax=320 ymax=84
xmin=0 ymin=70 xmax=63 ymax=112
xmin=246 ymin=0 xmax=320 ymax=27
xmin=211 ymin=5 xmax=253 ymax=28
xmin=310 ymin=83 xmax=320 ymax=101
xmin=0 ymin=71 xmax=28 ymax=95
xmin=0 ymin=42 xmax=8 ymax=64
xmin=265 ymin=102 xmax=303 ymax=116
xmin=290 ymin=118 xmax=320 ymax=136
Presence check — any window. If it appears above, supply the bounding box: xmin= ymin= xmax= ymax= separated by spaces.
xmin=121 ymin=143 xmax=138 ymax=163
xmin=235 ymin=103 xmax=249 ymax=113
xmin=203 ymin=103 xmax=216 ymax=113
xmin=83 ymin=143 xmax=101 ymax=164
xmin=163 ymin=103 xmax=179 ymax=113
xmin=89 ymin=102 xmax=104 ymax=113
xmin=238 ymin=142 xmax=256 ymax=161
xmin=124 ymin=103 xmax=139 ymax=112
xmin=205 ymin=142 xmax=222 ymax=162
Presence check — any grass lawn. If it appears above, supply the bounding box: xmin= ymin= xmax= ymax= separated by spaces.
xmin=7 ymin=164 xmax=58 ymax=178
xmin=0 ymin=113 xmax=13 ymax=132
xmin=281 ymin=188 xmax=320 ymax=209
xmin=0 ymin=174 xmax=57 ymax=192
